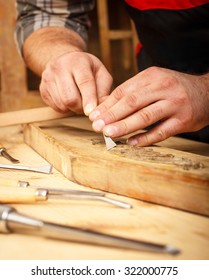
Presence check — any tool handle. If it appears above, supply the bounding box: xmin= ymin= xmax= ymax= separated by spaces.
xmin=0 ymin=186 xmax=47 ymax=203
xmin=0 ymin=178 xmax=18 ymax=187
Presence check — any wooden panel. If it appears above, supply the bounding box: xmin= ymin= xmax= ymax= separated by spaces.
xmin=23 ymin=116 xmax=209 ymax=216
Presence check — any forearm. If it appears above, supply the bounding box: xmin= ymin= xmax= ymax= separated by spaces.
xmin=23 ymin=27 xmax=87 ymax=76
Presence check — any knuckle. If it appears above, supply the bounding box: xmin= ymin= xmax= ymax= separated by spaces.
xmin=39 ymin=85 xmax=49 ymax=100
xmin=140 ymin=109 xmax=153 ymax=124
xmin=144 ymin=66 xmax=160 ymax=77
xmin=172 ymin=90 xmax=188 ymax=105
xmin=154 ymin=105 xmax=164 ymax=119
xmin=41 ymin=70 xmax=52 ymax=84
xmin=113 ymin=86 xmax=125 ymax=101
xmin=119 ymin=120 xmax=129 ymax=135
xmin=77 ymin=75 xmax=94 ymax=87
xmin=179 ymin=113 xmax=191 ymax=127
xmin=160 ymin=76 xmax=177 ymax=90
xmin=139 ymin=133 xmax=150 ymax=146
xmin=156 ymin=129 xmax=167 ymax=141
xmin=104 ymin=110 xmax=117 ymax=123
xmin=142 ymin=133 xmax=150 ymax=145
xmin=64 ymin=96 xmax=78 ymax=108
xmin=124 ymin=94 xmax=138 ymax=109
xmin=50 ymin=59 xmax=63 ymax=73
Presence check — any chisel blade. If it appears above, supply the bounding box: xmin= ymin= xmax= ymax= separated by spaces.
xmin=0 ymin=163 xmax=52 ymax=174
xmin=104 ymin=135 xmax=117 ymax=150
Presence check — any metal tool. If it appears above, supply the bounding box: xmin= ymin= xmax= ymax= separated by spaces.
xmin=0 ymin=163 xmax=52 ymax=174
xmin=104 ymin=135 xmax=117 ymax=150
xmin=20 ymin=180 xmax=132 ymax=208
xmin=0 ymin=143 xmax=19 ymax=163
xmin=0 ymin=180 xmax=132 ymax=209
xmin=0 ymin=204 xmax=180 ymax=255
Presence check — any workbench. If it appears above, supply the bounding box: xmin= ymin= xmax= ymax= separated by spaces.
xmin=0 ymin=122 xmax=209 ymax=260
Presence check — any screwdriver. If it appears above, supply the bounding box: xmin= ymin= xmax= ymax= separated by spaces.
xmin=0 ymin=142 xmax=19 ymax=163
xmin=0 ymin=179 xmax=132 ymax=209
xmin=0 ymin=204 xmax=180 ymax=255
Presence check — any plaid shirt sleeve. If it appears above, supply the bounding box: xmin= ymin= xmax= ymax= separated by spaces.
xmin=16 ymin=0 xmax=95 ymax=53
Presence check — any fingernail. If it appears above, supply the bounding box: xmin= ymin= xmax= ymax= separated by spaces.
xmin=104 ymin=126 xmax=118 ymax=137
xmin=92 ymin=119 xmax=105 ymax=131
xmin=84 ymin=104 xmax=95 ymax=116
xmin=127 ymin=138 xmax=138 ymax=146
xmin=89 ymin=110 xmax=101 ymax=121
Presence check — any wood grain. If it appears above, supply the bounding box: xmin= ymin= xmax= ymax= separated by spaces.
xmin=1 ymin=124 xmax=209 ymax=260
xmin=23 ymin=116 xmax=209 ymax=216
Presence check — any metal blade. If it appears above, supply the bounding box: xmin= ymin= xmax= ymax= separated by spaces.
xmin=0 ymin=163 xmax=52 ymax=174
xmin=0 ymin=148 xmax=19 ymax=163
xmin=18 ymin=181 xmax=106 ymax=196
xmin=104 ymin=135 xmax=117 ymax=150
xmin=17 ymin=181 xmax=132 ymax=209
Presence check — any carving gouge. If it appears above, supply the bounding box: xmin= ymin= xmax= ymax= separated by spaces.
xmin=0 ymin=142 xmax=19 ymax=163
xmin=0 ymin=204 xmax=180 ymax=255
xmin=0 ymin=182 xmax=132 ymax=209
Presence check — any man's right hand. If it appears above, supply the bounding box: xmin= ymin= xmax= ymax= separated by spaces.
xmin=39 ymin=51 xmax=113 ymax=115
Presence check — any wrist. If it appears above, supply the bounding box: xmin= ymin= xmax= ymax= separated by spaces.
xmin=23 ymin=27 xmax=86 ymax=75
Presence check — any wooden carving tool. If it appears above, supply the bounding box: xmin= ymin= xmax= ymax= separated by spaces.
xmin=0 ymin=205 xmax=180 ymax=255
xmin=0 ymin=179 xmax=132 ymax=208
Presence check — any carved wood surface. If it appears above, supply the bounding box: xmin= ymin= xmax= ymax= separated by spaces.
xmin=23 ymin=116 xmax=209 ymax=216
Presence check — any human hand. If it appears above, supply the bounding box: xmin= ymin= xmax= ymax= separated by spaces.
xmin=39 ymin=51 xmax=113 ymax=114
xmin=89 ymin=66 xmax=209 ymax=146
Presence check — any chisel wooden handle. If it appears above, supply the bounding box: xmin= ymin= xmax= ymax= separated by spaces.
xmin=0 ymin=186 xmax=47 ymax=203
xmin=0 ymin=178 xmax=20 ymax=187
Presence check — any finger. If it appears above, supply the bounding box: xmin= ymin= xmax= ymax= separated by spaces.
xmin=99 ymin=100 xmax=174 ymax=137
xmin=92 ymin=83 xmax=163 ymax=130
xmin=89 ymin=73 xmax=151 ymax=121
xmin=54 ymin=70 xmax=83 ymax=113
xmin=39 ymin=81 xmax=62 ymax=112
xmin=41 ymin=68 xmax=82 ymax=113
xmin=72 ymin=63 xmax=98 ymax=116
xmin=127 ymin=117 xmax=183 ymax=146
xmin=94 ymin=63 xmax=113 ymax=104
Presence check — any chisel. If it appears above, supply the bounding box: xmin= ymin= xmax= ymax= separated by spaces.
xmin=0 ymin=204 xmax=180 ymax=255
xmin=0 ymin=163 xmax=52 ymax=174
xmin=0 ymin=183 xmax=132 ymax=208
